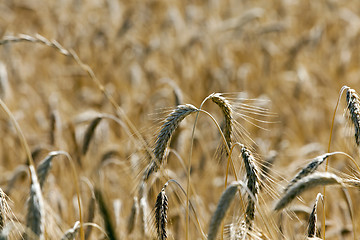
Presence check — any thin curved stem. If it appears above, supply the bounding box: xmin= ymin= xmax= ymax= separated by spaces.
xmin=323 ymin=86 xmax=349 ymax=240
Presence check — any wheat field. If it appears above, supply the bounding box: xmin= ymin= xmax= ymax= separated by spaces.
xmin=0 ymin=0 xmax=360 ymax=239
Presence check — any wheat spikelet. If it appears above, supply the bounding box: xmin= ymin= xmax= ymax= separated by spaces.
xmin=210 ymin=93 xmax=233 ymax=153
xmin=275 ymin=172 xmax=342 ymax=211
xmin=308 ymin=193 xmax=322 ymax=238
xmin=24 ymin=165 xmax=45 ymax=240
xmin=144 ymin=104 xmax=199 ymax=180
xmin=61 ymin=221 xmax=80 ymax=240
xmin=240 ymin=144 xmax=259 ymax=229
xmin=155 ymin=186 xmax=168 ymax=240
xmin=346 ymin=88 xmax=360 ymax=145
xmin=82 ymin=117 xmax=102 ymax=155
xmin=284 ymin=153 xmax=330 ymax=192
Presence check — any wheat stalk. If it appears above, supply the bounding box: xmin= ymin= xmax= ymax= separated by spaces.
xmin=275 ymin=172 xmax=342 ymax=211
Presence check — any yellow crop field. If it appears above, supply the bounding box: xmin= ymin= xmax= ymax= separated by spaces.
xmin=0 ymin=0 xmax=360 ymax=239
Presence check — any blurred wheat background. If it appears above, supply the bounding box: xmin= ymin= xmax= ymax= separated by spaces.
xmin=0 ymin=0 xmax=360 ymax=239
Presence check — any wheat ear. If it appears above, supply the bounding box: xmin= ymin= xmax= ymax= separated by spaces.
xmin=284 ymin=153 xmax=331 ymax=192
xmin=207 ymin=181 xmax=251 ymax=240
xmin=209 ymin=93 xmax=233 ymax=153
xmin=346 ymin=88 xmax=360 ymax=145
xmin=82 ymin=117 xmax=102 ymax=155
xmin=308 ymin=193 xmax=322 ymax=238
xmin=25 ymin=165 xmax=45 ymax=240
xmin=239 ymin=144 xmax=259 ymax=229
xmin=94 ymin=189 xmax=117 ymax=240
xmin=155 ymin=184 xmax=168 ymax=240
xmin=275 ymin=172 xmax=342 ymax=211
xmin=144 ymin=104 xmax=199 ymax=180
xmin=0 ymin=189 xmax=8 ymax=233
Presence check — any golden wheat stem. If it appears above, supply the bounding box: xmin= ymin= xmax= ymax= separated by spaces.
xmin=186 ymin=94 xmax=213 ymax=240
xmin=323 ymin=85 xmax=350 ymax=240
